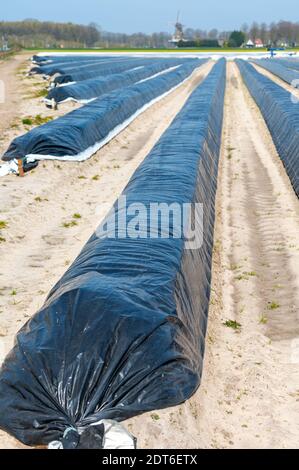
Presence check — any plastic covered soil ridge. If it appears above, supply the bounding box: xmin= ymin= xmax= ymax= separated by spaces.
xmin=0 ymin=59 xmax=226 ymax=447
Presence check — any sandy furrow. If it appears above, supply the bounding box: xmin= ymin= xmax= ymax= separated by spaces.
xmin=127 ymin=61 xmax=299 ymax=449
xmin=0 ymin=60 xmax=213 ymax=449
xmin=0 ymin=53 xmax=30 ymax=135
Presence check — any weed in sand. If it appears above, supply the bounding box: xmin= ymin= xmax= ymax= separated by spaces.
xmin=223 ymin=320 xmax=241 ymax=330
xmin=259 ymin=315 xmax=268 ymax=324
xmin=151 ymin=413 xmax=160 ymax=421
xmin=92 ymin=175 xmax=100 ymax=181
xmin=0 ymin=221 xmax=8 ymax=230
xmin=268 ymin=301 xmax=280 ymax=310
xmin=22 ymin=118 xmax=33 ymax=126
xmin=22 ymin=115 xmax=53 ymax=127
xmin=73 ymin=213 xmax=82 ymax=219
xmin=63 ymin=221 xmax=78 ymax=228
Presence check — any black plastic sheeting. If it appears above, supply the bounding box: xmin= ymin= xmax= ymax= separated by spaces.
xmin=273 ymin=58 xmax=299 ymax=72
xmin=31 ymin=57 xmax=140 ymax=77
xmin=3 ymin=59 xmax=205 ymax=162
xmin=32 ymin=54 xmax=128 ymax=65
xmin=46 ymin=59 xmax=207 ymax=105
xmin=251 ymin=58 xmax=299 ymax=87
xmin=0 ymin=59 xmax=226 ymax=447
xmin=52 ymin=59 xmax=165 ymax=85
xmin=237 ymin=59 xmax=299 ymax=197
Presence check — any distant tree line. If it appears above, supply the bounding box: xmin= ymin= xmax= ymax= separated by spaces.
xmin=0 ymin=20 xmax=172 ymax=49
xmin=1 ymin=19 xmax=299 ymax=49
xmin=0 ymin=20 xmax=100 ymax=48
xmin=184 ymin=21 xmax=299 ymax=47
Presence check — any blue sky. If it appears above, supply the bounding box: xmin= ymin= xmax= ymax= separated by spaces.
xmin=1 ymin=0 xmax=298 ymax=33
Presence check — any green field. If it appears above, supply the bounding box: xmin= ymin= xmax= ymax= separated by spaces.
xmin=25 ymin=47 xmax=299 ymax=54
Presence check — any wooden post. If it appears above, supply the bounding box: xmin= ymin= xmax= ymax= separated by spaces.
xmin=18 ymin=159 xmax=24 ymax=177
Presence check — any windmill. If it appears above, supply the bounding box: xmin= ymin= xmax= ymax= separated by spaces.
xmin=169 ymin=11 xmax=185 ymax=45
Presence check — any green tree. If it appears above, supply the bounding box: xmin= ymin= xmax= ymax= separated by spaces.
xmin=228 ymin=30 xmax=246 ymax=47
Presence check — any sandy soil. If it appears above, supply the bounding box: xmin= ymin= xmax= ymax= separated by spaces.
xmin=0 ymin=56 xmax=299 ymax=449
xmin=0 ymin=54 xmax=80 ymax=159
xmin=0 ymin=56 xmax=213 ymax=449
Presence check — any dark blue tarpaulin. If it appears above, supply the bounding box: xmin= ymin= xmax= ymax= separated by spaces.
xmin=0 ymin=59 xmax=226 ymax=448
xmin=45 ymin=59 xmax=207 ymax=105
xmin=251 ymin=58 xmax=299 ymax=86
xmin=52 ymin=58 xmax=169 ymax=85
xmin=273 ymin=58 xmax=299 ymax=72
xmin=3 ymin=59 xmax=206 ymax=162
xmin=31 ymin=57 xmax=140 ymax=77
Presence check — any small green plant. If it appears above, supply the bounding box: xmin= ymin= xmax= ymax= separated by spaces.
xmin=268 ymin=301 xmax=280 ymax=310
xmin=235 ymin=274 xmax=248 ymax=281
xmin=73 ymin=213 xmax=82 ymax=219
xmin=34 ymin=115 xmax=53 ymax=125
xmin=34 ymin=196 xmax=42 ymax=202
xmin=223 ymin=320 xmax=242 ymax=330
xmin=92 ymin=174 xmax=100 ymax=181
xmin=230 ymin=263 xmax=241 ymax=271
xmin=63 ymin=221 xmax=78 ymax=228
xmin=0 ymin=236 xmax=6 ymax=243
xmin=151 ymin=413 xmax=160 ymax=421
xmin=10 ymin=290 xmax=17 ymax=296
xmin=22 ymin=118 xmax=33 ymax=126
xmin=259 ymin=315 xmax=268 ymax=325
xmin=32 ymin=88 xmax=48 ymax=98
xmin=78 ymin=175 xmax=87 ymax=180
xmin=0 ymin=221 xmax=8 ymax=229
xmin=22 ymin=115 xmax=53 ymax=127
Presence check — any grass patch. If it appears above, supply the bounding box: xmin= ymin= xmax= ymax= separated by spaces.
xmin=0 ymin=236 xmax=6 ymax=243
xmin=259 ymin=315 xmax=268 ymax=325
xmin=268 ymin=301 xmax=280 ymax=310
xmin=63 ymin=221 xmax=78 ymax=228
xmin=32 ymin=88 xmax=48 ymax=98
xmin=0 ymin=221 xmax=8 ymax=230
xmin=150 ymin=413 xmax=160 ymax=421
xmin=236 ymin=271 xmax=257 ymax=281
xmin=223 ymin=320 xmax=241 ymax=330
xmin=73 ymin=213 xmax=82 ymax=219
xmin=92 ymin=175 xmax=100 ymax=181
xmin=78 ymin=175 xmax=87 ymax=180
xmin=10 ymin=290 xmax=17 ymax=296
xmin=22 ymin=118 xmax=33 ymax=126
xmin=22 ymin=115 xmax=53 ymax=127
